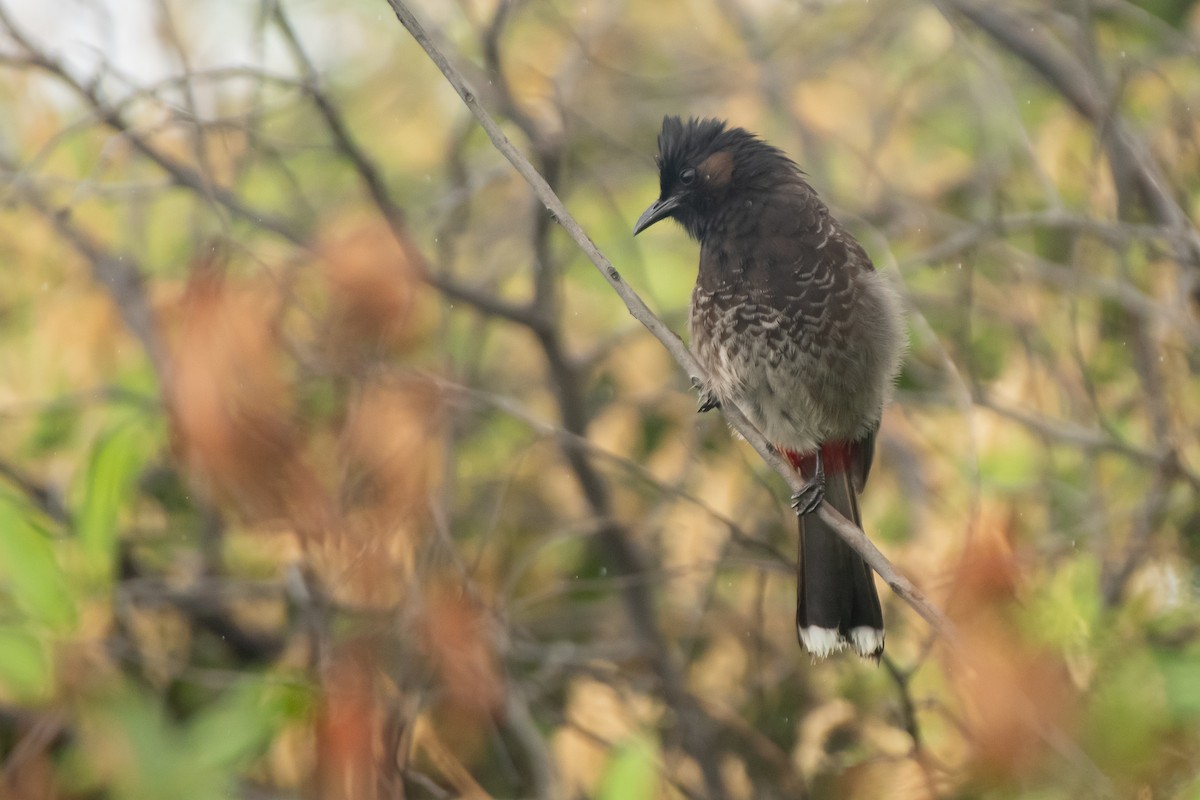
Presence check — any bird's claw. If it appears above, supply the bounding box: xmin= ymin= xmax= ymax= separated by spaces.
xmin=790 ymin=476 xmax=826 ymax=516
xmin=697 ymin=390 xmax=721 ymax=414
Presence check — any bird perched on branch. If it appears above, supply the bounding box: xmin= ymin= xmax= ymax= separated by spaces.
xmin=633 ymin=116 xmax=905 ymax=659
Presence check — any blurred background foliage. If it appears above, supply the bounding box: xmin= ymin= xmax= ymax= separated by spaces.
xmin=0 ymin=0 xmax=1199 ymax=797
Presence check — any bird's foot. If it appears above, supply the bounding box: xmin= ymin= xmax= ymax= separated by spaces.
xmin=697 ymin=389 xmax=721 ymax=413
xmin=790 ymin=475 xmax=826 ymax=516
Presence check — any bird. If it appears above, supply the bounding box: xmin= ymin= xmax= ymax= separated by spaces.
xmin=633 ymin=116 xmax=905 ymax=659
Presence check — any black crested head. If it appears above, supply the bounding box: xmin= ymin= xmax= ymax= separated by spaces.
xmin=633 ymin=115 xmax=800 ymax=242
xmin=656 ymin=116 xmax=728 ymax=193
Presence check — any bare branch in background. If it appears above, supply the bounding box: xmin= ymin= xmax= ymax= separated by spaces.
xmin=0 ymin=152 xmax=168 ymax=378
xmin=937 ymin=0 xmax=1200 ymax=274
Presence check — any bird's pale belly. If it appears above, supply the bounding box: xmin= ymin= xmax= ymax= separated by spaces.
xmin=690 ymin=301 xmax=886 ymax=453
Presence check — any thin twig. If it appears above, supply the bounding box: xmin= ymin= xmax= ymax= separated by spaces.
xmin=0 ymin=4 xmax=306 ymax=247
xmin=1 ymin=153 xmax=168 ymax=379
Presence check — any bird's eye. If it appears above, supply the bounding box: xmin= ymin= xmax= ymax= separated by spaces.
xmin=679 ymin=167 xmax=696 ymax=186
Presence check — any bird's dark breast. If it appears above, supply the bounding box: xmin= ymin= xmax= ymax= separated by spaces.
xmin=688 ymin=204 xmax=897 ymax=450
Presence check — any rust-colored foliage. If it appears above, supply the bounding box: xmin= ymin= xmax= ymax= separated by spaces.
xmin=162 ymin=260 xmax=330 ymax=534
xmin=339 ymin=378 xmax=444 ymax=531
xmin=319 ymin=221 xmax=428 ymax=358
xmin=417 ymin=579 xmax=506 ymax=753
xmin=949 ymin=518 xmax=1079 ymax=785
xmin=314 ymin=640 xmax=388 ymax=800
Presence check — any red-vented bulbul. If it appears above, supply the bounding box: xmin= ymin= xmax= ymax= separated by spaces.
xmin=633 ymin=116 xmax=905 ymax=659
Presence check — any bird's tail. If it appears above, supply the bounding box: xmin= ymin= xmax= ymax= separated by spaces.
xmin=790 ymin=446 xmax=884 ymax=660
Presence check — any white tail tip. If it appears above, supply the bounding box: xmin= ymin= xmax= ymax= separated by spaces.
xmin=799 ymin=625 xmax=884 ymax=660
xmin=849 ymin=626 xmax=885 ymax=659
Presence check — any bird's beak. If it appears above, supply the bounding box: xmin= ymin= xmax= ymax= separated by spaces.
xmin=633 ymin=195 xmax=680 ymax=235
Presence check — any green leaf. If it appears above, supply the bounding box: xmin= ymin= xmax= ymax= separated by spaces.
xmin=0 ymin=493 xmax=76 ymax=630
xmin=597 ymin=733 xmax=659 ymax=800
xmin=1023 ymin=556 xmax=1099 ymax=649
xmin=187 ymin=678 xmax=307 ymax=768
xmin=74 ymin=678 xmax=304 ymax=800
xmin=28 ymin=402 xmax=79 ymax=455
xmin=1156 ymin=649 xmax=1200 ymax=720
xmin=0 ymin=626 xmax=52 ymax=700
xmin=76 ymin=422 xmax=154 ymax=581
xmin=1084 ymin=650 xmax=1167 ymax=775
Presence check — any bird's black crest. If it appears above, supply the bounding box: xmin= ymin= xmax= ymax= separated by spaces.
xmin=654 ymin=115 xmax=799 ymax=193
xmin=656 ymin=116 xmax=729 ymax=177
